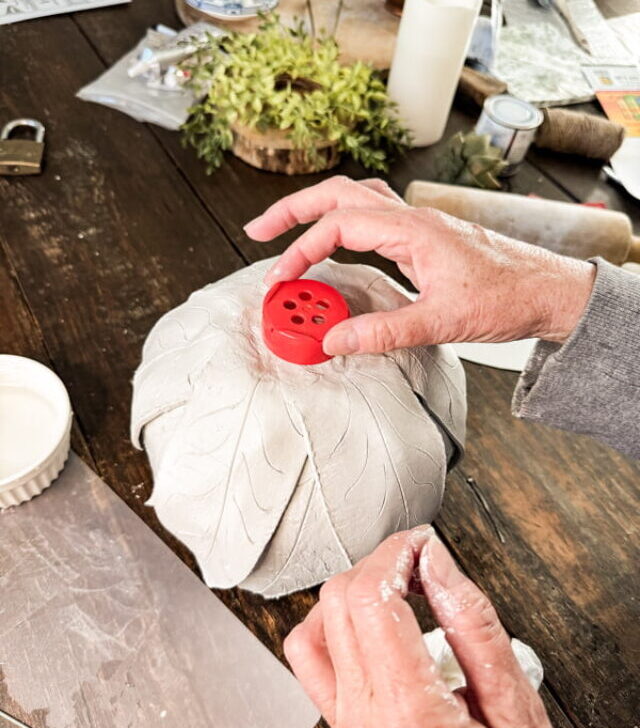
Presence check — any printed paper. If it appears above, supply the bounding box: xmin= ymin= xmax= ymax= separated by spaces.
xmin=0 ymin=0 xmax=130 ymax=25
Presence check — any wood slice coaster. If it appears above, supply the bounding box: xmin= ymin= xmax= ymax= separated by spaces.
xmin=175 ymin=0 xmax=399 ymax=174
xmin=175 ymin=0 xmax=400 ymax=69
xmin=231 ymin=123 xmax=340 ymax=174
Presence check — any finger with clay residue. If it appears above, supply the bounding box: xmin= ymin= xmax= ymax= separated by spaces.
xmin=345 ymin=526 xmax=472 ymax=725
xmin=419 ymin=533 xmax=553 ymax=728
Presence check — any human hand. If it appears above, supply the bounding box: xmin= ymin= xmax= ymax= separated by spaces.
xmin=244 ymin=175 xmax=596 ymax=356
xmin=284 ymin=526 xmax=551 ymax=728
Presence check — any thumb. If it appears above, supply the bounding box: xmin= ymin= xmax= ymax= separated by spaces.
xmin=323 ymin=301 xmax=433 ymax=356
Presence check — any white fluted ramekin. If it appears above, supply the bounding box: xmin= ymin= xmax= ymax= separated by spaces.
xmin=0 ymin=355 xmax=72 ymax=509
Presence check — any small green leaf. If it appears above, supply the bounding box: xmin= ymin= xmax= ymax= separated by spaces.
xmin=180 ymin=12 xmax=408 ymax=172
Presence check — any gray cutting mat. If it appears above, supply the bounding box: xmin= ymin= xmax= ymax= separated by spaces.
xmin=0 ymin=454 xmax=319 ymax=728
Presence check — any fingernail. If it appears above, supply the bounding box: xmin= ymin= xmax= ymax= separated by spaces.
xmin=243 ymin=216 xmax=262 ymax=236
xmin=420 ymin=534 xmax=466 ymax=591
xmin=408 ymin=526 xmax=435 ymax=594
xmin=408 ymin=524 xmax=435 ymax=548
xmin=324 ymin=326 xmax=359 ymax=355
xmin=264 ymin=266 xmax=283 ymax=285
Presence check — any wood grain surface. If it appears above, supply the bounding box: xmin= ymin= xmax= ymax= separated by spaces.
xmin=1 ymin=2 xmax=639 ymax=727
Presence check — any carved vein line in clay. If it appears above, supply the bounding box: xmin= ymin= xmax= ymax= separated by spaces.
xmin=330 ymin=382 xmax=353 ymax=457
xmin=403 ymin=348 xmax=462 ymax=423
xmin=346 ymin=374 xmax=410 ymax=529
xmin=204 ymin=378 xmax=261 ymax=561
xmin=424 ymin=347 xmax=460 ymax=371
xmin=157 ymin=303 xmax=227 ymax=345
xmin=132 ymin=398 xmax=189 ymax=442
xmin=279 ymin=386 xmax=303 ymax=437
xmin=233 ymin=492 xmax=255 ymax=546
xmin=344 ymin=435 xmax=369 ymax=502
xmin=253 ymin=408 xmax=285 ymax=475
xmin=141 ymin=323 xmax=230 ymax=368
xmin=190 ymin=304 xmax=233 ymax=330
xmin=404 ymin=348 xmax=444 ymax=383
xmin=241 ymin=453 xmax=270 ymax=513
xmin=359 ymin=463 xmax=389 ymax=542
xmin=358 ymin=369 xmax=432 ymax=422
xmin=363 ymin=275 xmax=386 ymax=292
xmin=184 ymin=430 xmax=232 ymax=460
xmin=163 ymin=444 xmax=231 ymax=502
xmin=296 ymin=406 xmax=352 ymax=567
xmin=190 ymin=397 xmax=248 ymax=421
xmin=375 ymin=402 xmax=439 ymax=469
xmin=254 ymin=458 xmax=319 ymax=592
xmin=404 ymin=459 xmax=436 ymax=489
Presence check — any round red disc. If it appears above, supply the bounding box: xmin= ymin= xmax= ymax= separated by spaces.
xmin=262 ymin=280 xmax=350 ymax=365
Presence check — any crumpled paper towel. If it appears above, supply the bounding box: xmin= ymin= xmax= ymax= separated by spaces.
xmin=423 ymin=627 xmax=544 ymax=691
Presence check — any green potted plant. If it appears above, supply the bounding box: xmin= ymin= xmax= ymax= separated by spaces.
xmin=181 ymin=15 xmax=409 ymax=174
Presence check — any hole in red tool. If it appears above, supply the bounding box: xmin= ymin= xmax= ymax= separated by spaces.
xmin=312 ymin=315 xmax=326 ymax=325
xmin=316 ymin=300 xmax=329 ymax=310
xmin=283 ymin=300 xmax=296 ymax=309
xmin=299 ymin=291 xmax=312 ymax=301
xmin=291 ymin=315 xmax=305 ymax=325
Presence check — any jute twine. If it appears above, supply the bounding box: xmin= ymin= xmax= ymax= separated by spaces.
xmin=536 ymin=108 xmax=625 ymax=160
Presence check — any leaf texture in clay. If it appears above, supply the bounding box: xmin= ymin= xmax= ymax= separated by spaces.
xmin=131 ymin=258 xmax=467 ymax=596
xmin=240 ymin=459 xmax=352 ymax=598
xmin=147 ymin=359 xmax=308 ymax=588
xmin=278 ymin=355 xmax=447 ymax=567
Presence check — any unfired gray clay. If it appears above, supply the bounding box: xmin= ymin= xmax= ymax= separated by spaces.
xmin=131 ymin=258 xmax=466 ymax=597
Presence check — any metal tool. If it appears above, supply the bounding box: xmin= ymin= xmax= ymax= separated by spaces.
xmin=0 ymin=119 xmax=45 ymax=176
xmin=0 ymin=707 xmax=32 ymax=728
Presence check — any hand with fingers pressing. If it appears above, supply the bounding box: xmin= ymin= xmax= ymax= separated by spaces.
xmin=244 ymin=175 xmax=596 ymax=357
xmin=284 ymin=526 xmax=552 ymax=728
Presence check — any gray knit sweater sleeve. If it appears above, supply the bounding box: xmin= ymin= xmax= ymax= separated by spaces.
xmin=512 ymin=258 xmax=640 ymax=459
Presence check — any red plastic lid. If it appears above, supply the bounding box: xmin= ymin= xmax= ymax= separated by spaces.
xmin=262 ymin=280 xmax=350 ymax=365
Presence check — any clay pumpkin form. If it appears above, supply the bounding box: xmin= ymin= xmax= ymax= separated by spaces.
xmin=131 ymin=258 xmax=466 ymax=597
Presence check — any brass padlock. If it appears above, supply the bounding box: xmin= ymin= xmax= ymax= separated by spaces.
xmin=0 ymin=119 xmax=45 ymax=176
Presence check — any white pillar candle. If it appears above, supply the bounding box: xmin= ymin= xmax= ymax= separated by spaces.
xmin=387 ymin=0 xmax=482 ymax=147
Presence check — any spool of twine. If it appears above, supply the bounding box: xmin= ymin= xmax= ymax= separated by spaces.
xmin=536 ymin=108 xmax=625 ymax=160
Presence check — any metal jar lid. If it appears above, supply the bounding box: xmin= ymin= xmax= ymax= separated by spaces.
xmin=482 ymin=94 xmax=544 ymax=131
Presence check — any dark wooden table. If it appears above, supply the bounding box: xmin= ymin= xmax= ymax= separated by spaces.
xmin=1 ymin=3 xmax=639 ymax=727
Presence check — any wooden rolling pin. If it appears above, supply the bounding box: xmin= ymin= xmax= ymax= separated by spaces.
xmin=406 ymin=180 xmax=640 ymax=265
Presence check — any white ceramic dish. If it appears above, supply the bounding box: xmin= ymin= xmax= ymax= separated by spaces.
xmin=185 ymin=0 xmax=278 ymax=20
xmin=0 ymin=355 xmax=72 ymax=509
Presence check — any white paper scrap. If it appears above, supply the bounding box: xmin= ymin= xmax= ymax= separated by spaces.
xmin=494 ymin=23 xmax=593 ymax=106
xmin=581 ymin=65 xmax=640 ymax=201
xmin=610 ymin=139 xmax=640 ymax=201
xmin=503 ymin=0 xmax=632 ymax=64
xmin=0 ymin=0 xmax=129 ymax=25
xmin=452 ymin=339 xmax=537 ymax=373
xmin=607 ymin=13 xmax=640 ymax=66
xmin=564 ymin=0 xmax=632 ymax=63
